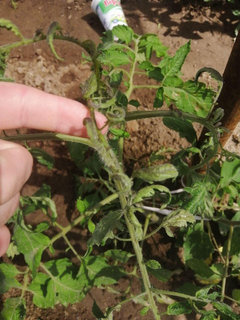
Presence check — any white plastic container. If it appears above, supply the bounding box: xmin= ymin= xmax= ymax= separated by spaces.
xmin=91 ymin=0 xmax=127 ymax=31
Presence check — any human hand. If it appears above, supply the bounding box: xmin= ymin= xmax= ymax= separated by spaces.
xmin=0 ymin=82 xmax=106 ymax=257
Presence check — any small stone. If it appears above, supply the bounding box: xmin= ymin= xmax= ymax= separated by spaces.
xmin=67 ymin=0 xmax=74 ymax=4
xmin=68 ymin=15 xmax=72 ymax=20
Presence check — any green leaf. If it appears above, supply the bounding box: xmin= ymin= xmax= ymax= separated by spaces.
xmin=43 ymin=258 xmax=85 ymax=305
xmin=0 ymin=19 xmax=24 ymax=39
xmin=0 ymin=298 xmax=26 ymax=320
xmin=186 ymin=259 xmax=215 ymax=278
xmin=154 ymin=87 xmax=164 ymax=108
xmin=213 ymin=302 xmax=239 ymax=320
xmin=97 ymin=48 xmax=131 ymax=67
xmin=133 ymin=184 xmax=171 ymax=206
xmin=79 ymin=256 xmax=126 ymax=286
xmin=76 ymin=197 xmax=90 ymax=213
xmin=81 ymin=72 xmax=98 ymax=99
xmin=161 ymin=42 xmax=190 ymax=78
xmin=167 ymin=301 xmax=192 ymax=315
xmin=183 ymin=223 xmax=214 ymax=261
xmin=20 ymin=194 xmax=57 ymax=220
xmin=109 ymin=70 xmax=123 ymax=88
xmin=112 ymin=25 xmax=134 ymax=44
xmin=232 ymin=289 xmax=240 ymax=302
xmin=13 ymin=225 xmax=50 ymax=275
xmin=220 ymin=158 xmax=240 ymax=187
xmin=161 ymin=210 xmax=195 ymax=237
xmin=184 ymin=182 xmax=214 ymax=218
xmin=0 ymin=264 xmax=21 ymax=294
xmin=163 ymin=79 xmax=214 ymax=117
xmin=104 ymin=249 xmax=134 ymax=264
xmin=163 ymin=117 xmax=197 ymax=144
xmin=200 ymin=310 xmax=217 ymax=320
xmin=88 ymin=219 xmax=95 ymax=233
xmin=29 ymin=272 xmax=56 ymax=308
xmin=148 ymin=67 xmax=164 ymax=82
xmin=92 ymin=300 xmax=105 ymax=319
xmin=129 ymin=99 xmax=140 ymax=107
xmin=0 ymin=50 xmax=9 ymax=79
xmin=146 ymin=259 xmax=172 ymax=282
xmin=29 ymin=147 xmax=54 ymax=169
xmin=138 ymin=34 xmax=168 ymax=59
xmin=109 ymin=128 xmax=130 ymax=139
xmin=133 ymin=163 xmax=178 ymax=183
xmin=140 ymin=306 xmax=150 ymax=316
xmin=68 ymin=142 xmax=89 ymax=168
xmin=46 ymin=22 xmax=63 ymax=61
xmin=88 ymin=210 xmax=123 ymax=246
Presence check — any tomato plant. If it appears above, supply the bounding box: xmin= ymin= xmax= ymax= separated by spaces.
xmin=0 ymin=19 xmax=240 ymax=320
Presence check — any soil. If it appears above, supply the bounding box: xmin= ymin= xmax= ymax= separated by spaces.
xmin=0 ymin=0 xmax=239 ymax=319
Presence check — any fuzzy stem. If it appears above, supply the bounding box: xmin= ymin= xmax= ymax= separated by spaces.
xmin=221 ymin=225 xmax=234 ymax=302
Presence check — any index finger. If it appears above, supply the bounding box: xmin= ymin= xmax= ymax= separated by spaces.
xmin=0 ymin=82 xmax=107 ymax=136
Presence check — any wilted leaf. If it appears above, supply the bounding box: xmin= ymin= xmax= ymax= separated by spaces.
xmin=88 ymin=211 xmax=123 ymax=246
xmin=29 ymin=147 xmax=54 ymax=169
xmin=133 ymin=163 xmax=178 ymax=183
xmin=167 ymin=301 xmax=192 ymax=316
xmin=133 ymin=184 xmax=171 ymax=207
xmin=0 ymin=18 xmax=23 ymax=39
xmin=161 ymin=210 xmax=195 ymax=237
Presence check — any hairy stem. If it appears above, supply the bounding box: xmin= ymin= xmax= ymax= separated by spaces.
xmin=85 ymin=117 xmax=160 ymax=320
xmin=221 ymin=225 xmax=234 ymax=302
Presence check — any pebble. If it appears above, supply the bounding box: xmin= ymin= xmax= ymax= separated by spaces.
xmin=67 ymin=0 xmax=74 ymax=4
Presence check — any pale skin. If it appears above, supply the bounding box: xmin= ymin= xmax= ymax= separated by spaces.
xmin=0 ymin=82 xmax=107 ymax=257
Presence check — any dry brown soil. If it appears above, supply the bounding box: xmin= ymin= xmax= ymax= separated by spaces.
xmin=0 ymin=0 xmax=238 ymax=319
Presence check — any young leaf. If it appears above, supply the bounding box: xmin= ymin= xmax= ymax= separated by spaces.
xmin=0 ymin=263 xmax=21 ymax=294
xmin=163 ymin=117 xmax=197 ymax=144
xmin=138 ymin=34 xmax=168 ymax=59
xmin=167 ymin=301 xmax=193 ymax=315
xmin=0 ymin=297 xmax=26 ymax=320
xmin=13 ymin=225 xmax=50 ymax=275
xmin=161 ymin=41 xmax=191 ymax=78
xmin=112 ymin=25 xmax=134 ymax=44
xmin=146 ymin=259 xmax=173 ymax=282
xmin=88 ymin=210 xmax=123 ymax=246
xmin=0 ymin=19 xmax=24 ymax=39
xmin=109 ymin=70 xmax=123 ymax=88
xmin=46 ymin=21 xmax=63 ymax=61
xmin=29 ymin=147 xmax=54 ymax=169
xmin=129 ymin=99 xmax=140 ymax=107
xmin=133 ymin=163 xmax=178 ymax=183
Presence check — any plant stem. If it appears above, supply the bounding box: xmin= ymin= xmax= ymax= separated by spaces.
xmin=221 ymin=225 xmax=234 ymax=302
xmin=2 ymin=132 xmax=94 ymax=147
xmin=50 ymin=193 xmax=118 ymax=245
xmin=85 ymin=118 xmax=160 ymax=320
xmin=206 ymin=221 xmax=225 ymax=264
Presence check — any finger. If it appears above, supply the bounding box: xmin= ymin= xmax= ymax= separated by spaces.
xmin=0 ymin=225 xmax=11 ymax=257
xmin=0 ymin=82 xmax=107 ymax=136
xmin=0 ymin=140 xmax=32 ymax=204
xmin=0 ymin=193 xmax=20 ymax=226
